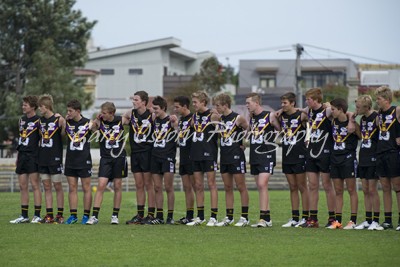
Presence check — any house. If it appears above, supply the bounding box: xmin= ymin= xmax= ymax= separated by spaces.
xmin=84 ymin=37 xmax=214 ymax=113
xmin=238 ymin=58 xmax=359 ymax=109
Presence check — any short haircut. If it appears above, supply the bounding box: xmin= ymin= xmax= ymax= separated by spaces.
xmin=152 ymin=96 xmax=167 ymax=111
xmin=134 ymin=90 xmax=149 ymax=105
xmin=374 ymin=86 xmax=392 ymax=103
xmin=67 ymin=99 xmax=82 ymax=111
xmin=174 ymin=96 xmax=190 ymax=108
xmin=280 ymin=92 xmax=296 ymax=106
xmin=22 ymin=95 xmax=38 ymax=110
xmin=213 ymin=93 xmax=232 ymax=108
xmin=100 ymin=102 xmax=116 ymax=114
xmin=330 ymin=98 xmax=348 ymax=113
xmin=38 ymin=94 xmax=54 ymax=111
xmin=246 ymin=93 xmax=262 ymax=105
xmin=192 ymin=91 xmax=209 ymax=105
xmin=355 ymin=95 xmax=372 ymax=110
xmin=305 ymin=88 xmax=323 ymax=103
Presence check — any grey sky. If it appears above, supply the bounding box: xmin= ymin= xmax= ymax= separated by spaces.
xmin=74 ymin=0 xmax=400 ymax=69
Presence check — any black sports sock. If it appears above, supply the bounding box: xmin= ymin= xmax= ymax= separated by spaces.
xmin=92 ymin=207 xmax=100 ymax=218
xmin=46 ymin=208 xmax=54 ymax=218
xmin=197 ymin=206 xmax=204 ymax=220
xmin=211 ymin=208 xmax=218 ymax=219
xmin=167 ymin=210 xmax=173 ymax=219
xmin=366 ymin=211 xmax=372 ymax=224
xmin=310 ymin=210 xmax=318 ymax=221
xmin=292 ymin=210 xmax=300 ymax=222
xmin=373 ymin=212 xmax=380 ymax=223
xmin=328 ymin=211 xmax=335 ymax=220
xmin=335 ymin=213 xmax=342 ymax=223
xmin=70 ymin=209 xmax=78 ymax=217
xmin=260 ymin=210 xmax=271 ymax=221
xmin=34 ymin=205 xmax=41 ymax=217
xmin=302 ymin=210 xmax=309 ymax=220
xmin=226 ymin=209 xmax=234 ymax=220
xmin=350 ymin=213 xmax=357 ymax=224
xmin=148 ymin=207 xmax=155 ymax=217
xmin=57 ymin=208 xmax=63 ymax=216
xmin=186 ymin=208 xmax=194 ymax=220
xmin=21 ymin=205 xmax=28 ymax=218
xmin=156 ymin=209 xmax=163 ymax=220
xmin=112 ymin=208 xmax=120 ymax=217
xmin=241 ymin=206 xmax=249 ymax=219
xmin=137 ymin=205 xmax=145 ymax=217
xmin=384 ymin=212 xmax=392 ymax=224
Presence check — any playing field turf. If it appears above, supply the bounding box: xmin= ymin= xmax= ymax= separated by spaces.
xmin=1 ymin=191 xmax=399 ymax=266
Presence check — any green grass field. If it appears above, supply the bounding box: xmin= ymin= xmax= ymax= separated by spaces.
xmin=1 ymin=190 xmax=399 ymax=267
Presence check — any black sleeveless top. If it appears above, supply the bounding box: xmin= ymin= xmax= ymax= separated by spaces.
xmin=220 ymin=111 xmax=246 ymax=164
xmin=359 ymin=112 xmax=378 ymax=166
xmin=249 ymin=110 xmax=277 ymax=165
xmin=152 ymin=115 xmax=177 ymax=160
xmin=38 ymin=115 xmax=63 ymax=166
xmin=99 ymin=116 xmax=126 ymax=158
xmin=190 ymin=109 xmax=218 ymax=161
xmin=331 ymin=118 xmax=358 ymax=165
xmin=129 ymin=109 xmax=153 ymax=153
xmin=178 ymin=113 xmax=193 ymax=164
xmin=377 ymin=106 xmax=400 ymax=154
xmin=308 ymin=106 xmax=333 ymax=159
xmin=17 ymin=114 xmax=40 ymax=154
xmin=65 ymin=116 xmax=92 ymax=169
xmin=281 ymin=110 xmax=307 ymax=164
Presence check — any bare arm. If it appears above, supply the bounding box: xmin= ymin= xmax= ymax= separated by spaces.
xmin=236 ymin=115 xmax=249 ymax=130
xmin=59 ymin=116 xmax=66 ymax=137
xmin=122 ymin=110 xmax=131 ymax=125
xmin=269 ymin=112 xmax=281 ymax=131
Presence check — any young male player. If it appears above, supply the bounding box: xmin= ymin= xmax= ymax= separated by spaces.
xmin=37 ymin=94 xmax=66 ymax=224
xmin=186 ymin=91 xmax=220 ymax=226
xmin=148 ymin=96 xmax=178 ymax=224
xmin=64 ymin=99 xmax=93 ymax=225
xmin=374 ymin=86 xmax=400 ymax=231
xmin=213 ymin=93 xmax=250 ymax=227
xmin=246 ymin=93 xmax=280 ymax=228
xmin=86 ymin=102 xmax=128 ymax=225
xmin=327 ymin=98 xmax=359 ymax=229
xmin=173 ymin=96 xmax=195 ymax=224
xmin=10 ymin=96 xmax=42 ymax=224
xmin=125 ymin=91 xmax=156 ymax=224
xmin=278 ymin=92 xmax=310 ymax=227
xmin=354 ymin=95 xmax=383 ymax=230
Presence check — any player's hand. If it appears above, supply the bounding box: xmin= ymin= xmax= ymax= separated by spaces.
xmin=170 ymin=114 xmax=178 ymax=123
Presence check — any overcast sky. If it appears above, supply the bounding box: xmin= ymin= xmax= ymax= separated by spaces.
xmin=74 ymin=0 xmax=400 ymax=69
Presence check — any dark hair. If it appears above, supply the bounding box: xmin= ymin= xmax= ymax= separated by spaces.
xmin=22 ymin=95 xmax=38 ymax=110
xmin=280 ymin=92 xmax=296 ymax=106
xmin=330 ymin=98 xmax=348 ymax=113
xmin=67 ymin=99 xmax=82 ymax=111
xmin=134 ymin=91 xmax=149 ymax=105
xmin=174 ymin=96 xmax=190 ymax=108
xmin=152 ymin=96 xmax=167 ymax=111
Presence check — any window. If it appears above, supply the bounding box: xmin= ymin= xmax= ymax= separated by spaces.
xmin=100 ymin=69 xmax=114 ymax=75
xmin=302 ymin=71 xmax=345 ymax=88
xmin=259 ymin=74 xmax=276 ymax=88
xmin=128 ymin=68 xmax=143 ymax=75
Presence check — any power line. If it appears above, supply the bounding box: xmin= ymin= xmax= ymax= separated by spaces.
xmin=216 ymin=44 xmax=292 ymax=57
xmin=301 ymin=43 xmax=399 ymax=64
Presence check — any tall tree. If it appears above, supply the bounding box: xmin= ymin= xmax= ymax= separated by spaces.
xmin=194 ymin=57 xmax=226 ymax=96
xmin=0 ymin=0 xmax=96 ymax=138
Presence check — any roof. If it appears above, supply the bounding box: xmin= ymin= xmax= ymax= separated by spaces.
xmin=88 ymin=37 xmax=181 ymax=60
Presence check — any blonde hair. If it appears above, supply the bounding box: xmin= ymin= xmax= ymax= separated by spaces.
xmin=374 ymin=86 xmax=392 ymax=103
xmin=38 ymin=94 xmax=54 ymax=111
xmin=192 ymin=91 xmax=209 ymax=105
xmin=305 ymin=88 xmax=323 ymax=103
xmin=213 ymin=93 xmax=232 ymax=108
xmin=246 ymin=93 xmax=262 ymax=105
xmin=100 ymin=102 xmax=116 ymax=114
xmin=355 ymin=95 xmax=373 ymax=110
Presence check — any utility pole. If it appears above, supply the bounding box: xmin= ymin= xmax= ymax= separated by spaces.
xmin=295 ymin=43 xmax=304 ymax=108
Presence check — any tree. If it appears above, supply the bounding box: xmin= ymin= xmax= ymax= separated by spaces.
xmin=193 ymin=57 xmax=226 ymax=96
xmin=0 ymin=0 xmax=96 ymax=139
